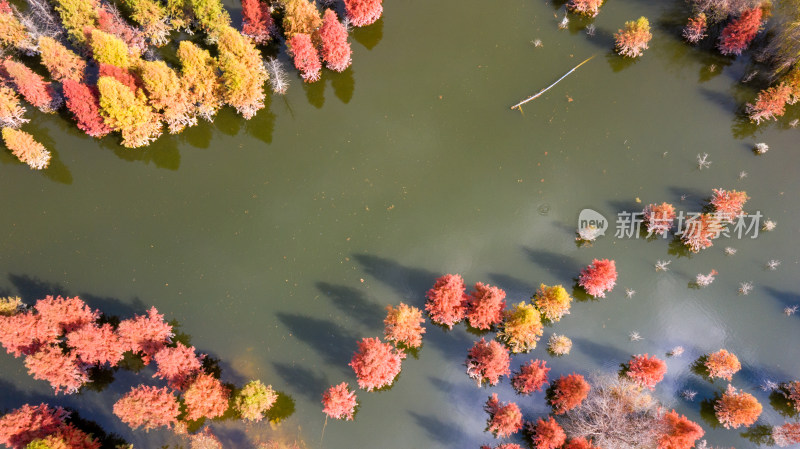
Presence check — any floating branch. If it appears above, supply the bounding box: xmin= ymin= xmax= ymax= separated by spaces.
xmin=510 ymin=55 xmax=594 ymax=111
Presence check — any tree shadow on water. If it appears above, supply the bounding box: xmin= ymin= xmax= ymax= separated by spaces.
xmin=351 ymin=254 xmax=439 ymax=304
xmin=351 ymin=18 xmax=383 ymax=50
xmin=521 ymin=247 xmax=582 ymax=286
xmin=315 ymin=282 xmax=384 ymax=330
xmin=302 ymin=79 xmax=325 ymax=109
xmin=331 ymin=68 xmax=355 ymax=104
xmin=408 ymin=411 xmax=463 ymax=445
xmin=271 ymin=362 xmax=328 ymax=403
xmin=276 ymin=313 xmax=359 ymax=370
xmin=8 ymin=273 xmax=69 ymax=302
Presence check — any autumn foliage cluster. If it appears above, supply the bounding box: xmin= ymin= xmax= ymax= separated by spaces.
xmin=511 ymin=359 xmax=550 ymax=395
xmin=614 ymin=17 xmax=653 ymax=58
xmin=466 ymin=338 xmax=511 ymax=386
xmin=498 ymin=301 xmax=543 ymax=353
xmin=566 ymin=0 xmax=604 ymax=17
xmin=425 ymin=274 xmax=468 ymax=328
xmin=710 ymin=189 xmax=749 ymax=221
xmin=704 ymin=349 xmax=741 ymax=381
xmin=528 ymin=416 xmax=567 ymax=449
xmin=714 ymin=384 xmax=762 ymax=429
xmin=0 ymin=403 xmax=99 ymax=449
xmin=550 ymin=373 xmax=591 ymax=414
xmin=322 ymin=382 xmax=358 ymax=420
xmin=578 ymin=259 xmax=617 ymax=298
xmin=383 ymin=303 xmax=425 ymax=348
xmin=681 ymin=213 xmax=721 ymax=252
xmin=0 ymin=0 xmax=374 ymax=158
xmin=658 ymin=410 xmax=705 ymax=449
xmin=349 ymin=337 xmax=404 ymax=391
xmin=484 ymin=393 xmax=523 ymax=438
xmin=534 ymin=284 xmax=572 ymax=322
xmin=626 ymin=353 xmax=667 ymax=390
xmin=642 ymin=202 xmax=676 ymax=237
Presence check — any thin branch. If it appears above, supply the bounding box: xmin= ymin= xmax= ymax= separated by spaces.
xmin=511 ymin=55 xmax=595 ymax=111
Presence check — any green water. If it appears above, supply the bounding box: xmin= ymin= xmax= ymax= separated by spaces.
xmin=2 ymin=0 xmax=800 ymax=447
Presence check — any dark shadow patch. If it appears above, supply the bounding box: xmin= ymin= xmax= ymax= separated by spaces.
xmin=352 ymin=254 xmax=439 ymax=303
xmin=276 ymin=313 xmax=360 ymax=369
xmin=272 ymin=362 xmax=328 ymax=402
xmin=315 ymin=282 xmax=384 ymax=330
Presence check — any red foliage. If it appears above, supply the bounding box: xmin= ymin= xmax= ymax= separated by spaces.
xmin=714 ymin=384 xmax=762 ymax=429
xmin=2 ymin=59 xmax=59 ymax=113
xmin=626 ymin=353 xmax=667 ymax=390
xmin=288 ymin=33 xmax=321 ymax=83
xmin=189 ymin=427 xmax=222 ymax=449
xmin=465 ymin=338 xmax=510 ymax=386
xmin=34 ymin=296 xmax=98 ymax=335
xmin=467 ymin=282 xmax=506 ymax=330
xmin=565 ymin=438 xmax=599 ymax=449
xmin=117 ymin=306 xmax=173 ymax=364
xmin=681 ymin=213 xmax=721 ymax=252
xmin=683 ymin=13 xmax=708 ymax=44
xmin=480 ymin=444 xmax=524 ymax=449
xmin=66 ymin=323 xmax=126 ymax=367
xmin=343 ymin=0 xmax=382 ymax=27
xmin=658 ymin=410 xmax=704 ymax=449
xmin=317 ymin=10 xmax=351 ymax=72
xmin=773 ymin=422 xmax=800 ymax=447
xmin=614 ymin=17 xmax=652 ymax=58
xmin=96 ymin=6 xmax=146 ymax=53
xmin=566 ymin=0 xmax=604 ymax=17
xmin=511 ymin=359 xmax=550 ymax=395
xmin=349 ymin=337 xmax=404 ymax=391
xmin=0 ymin=0 xmax=10 ymax=14
xmin=24 ymin=344 xmax=88 ymax=394
xmin=578 ymin=259 xmax=617 ymax=298
xmin=322 ymin=382 xmax=358 ymax=420
xmin=383 ymin=303 xmax=425 ymax=348
xmin=98 ymin=64 xmax=140 ymax=92
xmin=783 ymin=381 xmax=800 ymax=412
xmin=550 ymin=373 xmax=590 ymax=414
xmin=484 ymin=393 xmax=523 ymax=438
xmin=153 ymin=342 xmax=204 ymax=390
xmin=705 ymin=349 xmax=741 ymax=381
xmin=747 ymin=83 xmax=792 ymax=124
xmin=62 ymin=80 xmax=112 ymax=137
xmin=183 ymin=373 xmax=231 ymax=421
xmin=710 ymin=189 xmax=748 ymax=221
xmin=241 ymin=0 xmax=273 ymax=44
xmin=528 ymin=416 xmax=567 ymax=449
xmin=425 ymin=274 xmax=468 ymax=329
xmin=0 ymin=403 xmax=68 ymax=449
xmin=642 ymin=202 xmax=676 ymax=236
xmin=0 ymin=312 xmax=59 ymax=357
xmin=718 ymin=7 xmax=762 ymax=55
xmin=112 ymin=385 xmax=180 ymax=431
xmin=51 ymin=424 xmax=101 ymax=449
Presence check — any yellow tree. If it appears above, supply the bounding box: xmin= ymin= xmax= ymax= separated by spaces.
xmin=0 ymin=2 xmax=35 ymax=53
xmin=2 ymin=127 xmax=50 ymax=169
xmin=52 ymin=0 xmax=100 ymax=45
xmin=91 ymin=29 xmax=131 ymax=68
xmin=118 ymin=0 xmax=171 ymax=45
xmin=216 ymin=26 xmax=267 ymax=119
xmin=177 ymin=41 xmax=222 ymax=121
xmin=136 ymin=60 xmax=196 ymax=133
xmin=280 ymin=0 xmax=322 ymax=38
xmin=97 ymin=76 xmax=162 ymax=148
xmin=38 ymin=36 xmax=87 ymax=82
xmin=0 ymin=85 xmax=28 ymax=128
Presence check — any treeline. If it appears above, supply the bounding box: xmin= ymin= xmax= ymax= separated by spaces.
xmin=0 ymin=0 xmax=380 ymax=167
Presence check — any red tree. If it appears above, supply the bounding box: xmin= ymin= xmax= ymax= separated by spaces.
xmin=96 ymin=6 xmax=146 ymax=53
xmin=0 ymin=312 xmax=59 ymax=357
xmin=626 ymin=353 xmax=667 ymax=390
xmin=322 ymin=382 xmax=358 ymax=420
xmin=47 ymin=423 xmax=100 ymax=449
xmin=718 ymin=7 xmax=762 ymax=55
xmin=705 ymin=349 xmax=741 ymax=381
xmin=683 ymin=13 xmax=708 ymax=44
xmin=349 ymin=337 xmax=404 ymax=391
xmin=383 ymin=303 xmax=425 ymax=348
xmin=112 ymin=385 xmax=180 ymax=431
xmin=658 ymin=410 xmax=704 ymax=449
xmin=565 ymin=438 xmax=599 ymax=449
xmin=528 ymin=416 xmax=567 ymax=449
xmin=183 ymin=373 xmax=231 ymax=421
xmin=288 ymin=33 xmax=321 ymax=83
xmin=425 ymin=274 xmax=468 ymax=329
xmin=467 ymin=282 xmax=506 ymax=330
xmin=511 ymin=359 xmax=550 ymax=395
xmin=714 ymin=384 xmax=762 ymax=429
xmin=117 ymin=306 xmax=173 ymax=364
xmin=710 ymin=189 xmax=748 ymax=221
xmin=317 ymin=10 xmax=351 ymax=72
xmin=62 ymin=80 xmax=112 ymax=137
xmin=2 ymin=59 xmax=59 ymax=113
xmin=241 ymin=0 xmax=272 ymax=44
xmin=642 ymin=202 xmax=676 ymax=236
xmin=343 ymin=0 xmax=382 ymax=26
xmin=681 ymin=213 xmax=721 ymax=252
xmin=34 ymin=296 xmax=98 ymax=335
xmin=465 ymin=338 xmax=510 ymax=386
xmin=480 ymin=444 xmax=524 ymax=449
xmin=773 ymin=422 xmax=800 ymax=447
xmin=578 ymin=259 xmax=617 ymax=298
xmin=153 ymin=342 xmax=204 ymax=390
xmin=484 ymin=393 xmax=523 ymax=438
xmin=24 ymin=344 xmax=88 ymax=394
xmin=0 ymin=403 xmax=68 ymax=449
xmin=65 ymin=323 xmax=126 ymax=367
xmin=746 ymin=83 xmax=792 ymax=124
xmin=550 ymin=373 xmax=590 ymax=414
xmin=98 ymin=64 xmax=140 ymax=92
xmin=783 ymin=381 xmax=800 ymax=412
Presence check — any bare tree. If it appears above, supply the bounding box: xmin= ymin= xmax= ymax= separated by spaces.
xmin=22 ymin=0 xmax=64 ymax=41
xmin=561 ymin=374 xmax=665 ymax=449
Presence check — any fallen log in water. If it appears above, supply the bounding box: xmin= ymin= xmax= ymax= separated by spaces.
xmin=510 ymin=55 xmax=595 ymax=111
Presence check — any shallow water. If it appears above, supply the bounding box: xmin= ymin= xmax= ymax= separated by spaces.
xmin=1 ymin=0 xmax=800 ymax=447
